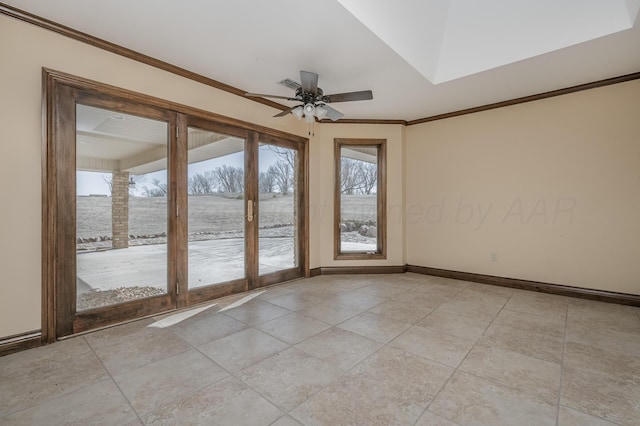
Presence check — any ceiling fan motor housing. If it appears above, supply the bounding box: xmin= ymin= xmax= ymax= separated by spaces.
xmin=295 ymin=87 xmax=325 ymax=105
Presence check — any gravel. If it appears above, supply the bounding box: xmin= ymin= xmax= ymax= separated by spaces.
xmin=77 ymin=286 xmax=165 ymax=311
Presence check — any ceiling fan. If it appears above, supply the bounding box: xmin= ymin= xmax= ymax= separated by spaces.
xmin=246 ymin=71 xmax=373 ymax=122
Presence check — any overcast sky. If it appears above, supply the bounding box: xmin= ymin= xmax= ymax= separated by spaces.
xmin=77 ymin=147 xmax=283 ymax=196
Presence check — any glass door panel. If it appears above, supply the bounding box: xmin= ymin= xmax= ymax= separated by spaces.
xmin=76 ymin=104 xmax=168 ymax=311
xmin=258 ymin=143 xmax=299 ymax=275
xmin=187 ymin=127 xmax=246 ymax=288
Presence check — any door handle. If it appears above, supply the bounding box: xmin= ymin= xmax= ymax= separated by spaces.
xmin=247 ymin=200 xmax=254 ymax=222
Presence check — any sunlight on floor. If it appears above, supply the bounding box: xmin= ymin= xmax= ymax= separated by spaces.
xmin=219 ymin=291 xmax=266 ymax=312
xmin=149 ymin=290 xmax=267 ymax=328
xmin=150 ymin=304 xmax=219 ymax=328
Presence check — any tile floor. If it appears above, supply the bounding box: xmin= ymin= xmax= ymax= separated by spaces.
xmin=1 ymin=273 xmax=639 ymax=425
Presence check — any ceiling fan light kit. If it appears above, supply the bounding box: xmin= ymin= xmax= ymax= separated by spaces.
xmin=291 ymin=106 xmax=304 ymax=120
xmin=314 ymin=105 xmax=328 ymax=120
xmin=246 ymin=70 xmax=373 ymax=122
xmin=303 ymin=103 xmax=316 ymax=118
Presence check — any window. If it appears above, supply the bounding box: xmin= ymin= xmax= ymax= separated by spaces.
xmin=334 ymin=138 xmax=386 ymax=259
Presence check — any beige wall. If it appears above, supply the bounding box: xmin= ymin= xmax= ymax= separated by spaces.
xmin=0 ymin=16 xmax=311 ymax=338
xmin=406 ymin=79 xmax=640 ymax=295
xmin=308 ymin=123 xmax=406 ymax=269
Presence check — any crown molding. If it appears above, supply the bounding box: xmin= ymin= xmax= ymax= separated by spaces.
xmin=319 ymin=118 xmax=408 ymax=125
xmin=406 ymin=71 xmax=640 ymax=126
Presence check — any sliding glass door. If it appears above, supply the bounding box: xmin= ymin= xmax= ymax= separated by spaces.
xmin=47 ymin=77 xmax=308 ymax=339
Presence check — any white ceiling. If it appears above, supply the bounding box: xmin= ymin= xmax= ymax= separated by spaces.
xmin=6 ymin=0 xmax=640 ymax=121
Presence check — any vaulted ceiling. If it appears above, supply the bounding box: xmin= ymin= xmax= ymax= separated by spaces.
xmin=5 ymin=0 xmax=640 ymax=121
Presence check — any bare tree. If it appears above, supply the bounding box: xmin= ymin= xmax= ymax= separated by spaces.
xmin=188 ymin=171 xmax=217 ymax=194
xmin=267 ymin=146 xmax=296 ymax=171
xmin=143 ymin=178 xmax=168 ymax=197
xmin=360 ymin=162 xmax=377 ymax=195
xmin=340 ymin=158 xmax=365 ymax=194
xmin=269 ymin=160 xmax=291 ymax=194
xmin=214 ymin=165 xmax=244 ymax=193
xmin=266 ymin=146 xmax=296 ymax=194
xmin=340 ymin=158 xmax=377 ymax=195
xmin=259 ymin=170 xmax=275 ymax=193
xmin=102 ymin=175 xmax=113 ymax=195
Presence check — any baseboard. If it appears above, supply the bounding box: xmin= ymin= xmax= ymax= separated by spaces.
xmin=309 ymin=267 xmax=322 ymax=277
xmin=406 ymin=265 xmax=640 ymax=307
xmin=317 ymin=265 xmax=407 ymax=275
xmin=0 ymin=330 xmax=43 ymax=357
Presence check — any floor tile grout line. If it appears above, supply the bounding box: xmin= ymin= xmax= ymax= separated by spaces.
xmin=431 ymin=300 xmax=505 ymax=324
xmin=219 ymin=302 xmax=295 ymax=327
xmin=124 ymin=318 xmax=289 ymax=419
xmin=422 ymin=289 xmax=515 ymax=423
xmin=340 ymin=302 xmax=462 ymax=425
xmin=238 ymin=299 xmax=401 ymax=416
xmin=229 ymin=343 xmax=345 ymax=417
xmin=558 ymin=305 xmax=627 ymax=426
xmin=557 ymin=366 xmax=639 ymax=426
xmin=299 ymin=303 xmax=368 ymax=326
xmin=1 ymin=337 xmax=120 ymax=419
xmin=193 ymin=325 xmax=292 ymax=370
xmin=500 ymin=305 xmax=569 ymax=321
xmin=1 ymin=386 xmax=108 ymax=420
xmin=84 ymin=335 xmax=146 ymax=425
xmin=294 ymin=324 xmax=395 ymax=410
xmin=452 ymin=295 xmax=570 ymax=411
xmin=555 ymin=302 xmax=570 ymax=426
xmin=408 ymin=313 xmax=489 ymax=343
xmin=362 ymin=288 xmax=459 ymax=325
xmin=273 ymin=284 xmax=446 ymax=420
xmin=174 ymin=326 xmax=292 ymax=418
xmin=406 ymin=288 xmax=504 ymax=340
xmin=94 ymin=328 xmax=194 ymax=375
xmin=450 ymin=368 xmax=561 ymax=407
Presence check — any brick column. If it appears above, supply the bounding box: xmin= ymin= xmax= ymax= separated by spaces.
xmin=111 ymin=171 xmax=129 ymax=249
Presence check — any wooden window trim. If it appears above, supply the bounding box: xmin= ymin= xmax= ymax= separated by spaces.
xmin=334 ymin=138 xmax=387 ymax=260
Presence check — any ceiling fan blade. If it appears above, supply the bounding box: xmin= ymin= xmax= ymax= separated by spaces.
xmin=273 ymin=106 xmax=300 ymax=118
xmin=246 ymin=93 xmax=298 ymax=101
xmin=324 ymin=90 xmax=373 ymax=103
xmin=300 ymin=71 xmax=319 ymax=95
xmin=279 ymin=78 xmax=302 ymax=90
xmin=322 ymin=104 xmax=344 ymax=121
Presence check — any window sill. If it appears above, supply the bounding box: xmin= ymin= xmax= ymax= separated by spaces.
xmin=334 ymin=252 xmax=386 ymax=261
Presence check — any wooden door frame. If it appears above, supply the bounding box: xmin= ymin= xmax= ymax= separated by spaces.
xmin=42 ymin=69 xmax=309 ymax=342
